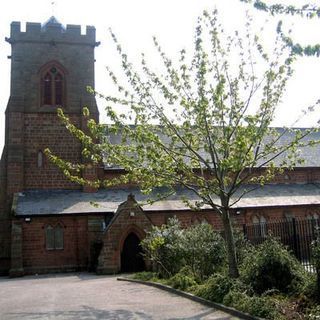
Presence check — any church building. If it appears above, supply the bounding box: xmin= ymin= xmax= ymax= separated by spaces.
xmin=1 ymin=17 xmax=320 ymax=277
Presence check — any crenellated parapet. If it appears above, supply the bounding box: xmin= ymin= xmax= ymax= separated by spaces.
xmin=7 ymin=20 xmax=98 ymax=46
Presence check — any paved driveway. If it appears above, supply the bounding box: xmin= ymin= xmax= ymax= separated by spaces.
xmin=0 ymin=273 xmax=239 ymax=320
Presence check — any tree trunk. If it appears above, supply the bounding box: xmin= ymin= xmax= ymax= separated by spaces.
xmin=317 ymin=268 xmax=320 ymax=301
xmin=221 ymin=207 xmax=239 ymax=278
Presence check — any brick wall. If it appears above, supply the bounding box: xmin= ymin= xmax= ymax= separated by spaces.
xmin=21 ymin=216 xmax=88 ymax=274
xmin=7 ymin=203 xmax=319 ymax=275
xmin=97 ymin=196 xmax=153 ymax=274
xmin=23 ymin=113 xmax=82 ymax=189
xmin=244 ymin=205 xmax=317 ymax=224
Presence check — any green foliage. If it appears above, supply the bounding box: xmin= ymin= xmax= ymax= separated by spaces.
xmin=241 ymin=0 xmax=320 ymax=18
xmin=140 ymin=217 xmax=184 ymax=277
xmin=167 ymin=267 xmax=198 ymax=291
xmin=180 ymin=223 xmax=226 ymax=280
xmin=311 ymin=228 xmax=320 ymax=270
xmin=241 ymin=236 xmax=307 ymax=294
xmin=131 ymin=271 xmax=158 ymax=282
xmin=141 ymin=218 xmax=226 ymax=279
xmin=300 ymin=273 xmax=318 ymax=300
xmin=306 ymin=305 xmax=320 ymax=320
xmin=233 ymin=228 xmax=255 ymax=266
xmin=241 ymin=0 xmax=320 ymax=57
xmin=192 ymin=273 xmax=249 ymax=303
xmin=223 ymin=290 xmax=280 ymax=320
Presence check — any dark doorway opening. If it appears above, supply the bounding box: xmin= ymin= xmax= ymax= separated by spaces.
xmin=89 ymin=241 xmax=103 ymax=272
xmin=121 ymin=232 xmax=145 ymax=273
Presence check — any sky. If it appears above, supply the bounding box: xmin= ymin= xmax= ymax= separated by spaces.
xmin=1 ymin=0 xmax=320 ymax=153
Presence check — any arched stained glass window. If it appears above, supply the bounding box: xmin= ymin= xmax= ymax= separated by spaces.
xmin=55 ymin=73 xmax=63 ymax=105
xmin=43 ymin=73 xmax=52 ymax=105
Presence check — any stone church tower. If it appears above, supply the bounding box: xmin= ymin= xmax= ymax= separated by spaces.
xmin=0 ymin=17 xmax=99 ymax=274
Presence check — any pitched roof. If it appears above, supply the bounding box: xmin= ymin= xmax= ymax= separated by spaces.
xmin=41 ymin=16 xmax=65 ymax=31
xmin=14 ymin=183 xmax=320 ymax=216
xmin=103 ymin=127 xmax=320 ymax=169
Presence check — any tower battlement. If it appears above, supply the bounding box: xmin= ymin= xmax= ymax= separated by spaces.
xmin=9 ymin=20 xmax=96 ymax=45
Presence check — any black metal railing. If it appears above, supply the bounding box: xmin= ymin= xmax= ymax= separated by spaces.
xmin=243 ymin=218 xmax=319 ymax=272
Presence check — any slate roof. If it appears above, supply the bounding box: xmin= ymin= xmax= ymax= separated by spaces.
xmin=103 ymin=127 xmax=320 ymax=169
xmin=41 ymin=16 xmax=65 ymax=31
xmin=14 ymin=183 xmax=320 ymax=216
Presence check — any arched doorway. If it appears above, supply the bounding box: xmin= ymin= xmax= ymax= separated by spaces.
xmin=121 ymin=232 xmax=145 ymax=273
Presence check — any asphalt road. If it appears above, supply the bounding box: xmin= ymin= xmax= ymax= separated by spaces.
xmin=0 ymin=273 xmax=240 ymax=320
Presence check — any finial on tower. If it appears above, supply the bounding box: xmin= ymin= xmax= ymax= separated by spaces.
xmin=51 ymin=1 xmax=56 ymax=16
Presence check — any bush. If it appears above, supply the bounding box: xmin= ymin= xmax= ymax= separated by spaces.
xmin=141 ymin=218 xmax=226 ymax=279
xmin=141 ymin=217 xmax=184 ymax=277
xmin=223 ymin=290 xmax=280 ymax=320
xmin=300 ymin=273 xmax=318 ymax=300
xmin=181 ymin=223 xmax=226 ymax=279
xmin=306 ymin=305 xmax=320 ymax=320
xmin=241 ymin=236 xmax=307 ymax=295
xmin=192 ymin=273 xmax=249 ymax=303
xmin=167 ymin=267 xmax=197 ymax=291
xmin=233 ymin=228 xmax=255 ymax=266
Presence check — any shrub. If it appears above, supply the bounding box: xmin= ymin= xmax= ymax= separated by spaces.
xmin=311 ymin=228 xmax=320 ymax=299
xmin=311 ymin=228 xmax=320 ymax=271
xmin=223 ymin=291 xmax=280 ymax=320
xmin=300 ymin=273 xmax=318 ymax=300
xmin=181 ymin=222 xmax=226 ymax=279
xmin=141 ymin=218 xmax=226 ymax=279
xmin=233 ymin=228 xmax=255 ymax=266
xmin=241 ymin=236 xmax=307 ymax=295
xmin=132 ymin=271 xmax=158 ymax=281
xmin=192 ymin=273 xmax=249 ymax=303
xmin=168 ymin=272 xmax=197 ymax=291
xmin=306 ymin=305 xmax=320 ymax=320
xmin=141 ymin=217 xmax=184 ymax=277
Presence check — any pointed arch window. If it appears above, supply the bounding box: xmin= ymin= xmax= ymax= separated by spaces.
xmin=41 ymin=65 xmax=66 ymax=106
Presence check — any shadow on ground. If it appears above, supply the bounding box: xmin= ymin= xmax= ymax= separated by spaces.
xmin=5 ymin=306 xmax=152 ymax=320
xmin=4 ymin=305 xmax=234 ymax=320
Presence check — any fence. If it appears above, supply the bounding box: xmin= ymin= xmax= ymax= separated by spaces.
xmin=243 ymin=218 xmax=320 ymax=272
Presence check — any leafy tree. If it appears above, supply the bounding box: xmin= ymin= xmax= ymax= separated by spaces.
xmin=241 ymin=0 xmax=320 ymax=56
xmin=45 ymin=10 xmax=318 ymax=277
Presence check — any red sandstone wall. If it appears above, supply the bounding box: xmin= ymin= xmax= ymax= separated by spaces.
xmin=146 ymin=210 xmax=245 ymax=230
xmin=23 ymin=113 xmax=82 ymax=190
xmin=244 ymin=205 xmax=318 ymax=224
xmin=22 ymin=216 xmax=88 ymax=274
xmin=16 ymin=205 xmax=319 ymax=275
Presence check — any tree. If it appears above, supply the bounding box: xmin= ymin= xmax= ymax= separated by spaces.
xmin=241 ymin=0 xmax=320 ymax=56
xmin=45 ymin=10 xmax=318 ymax=278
